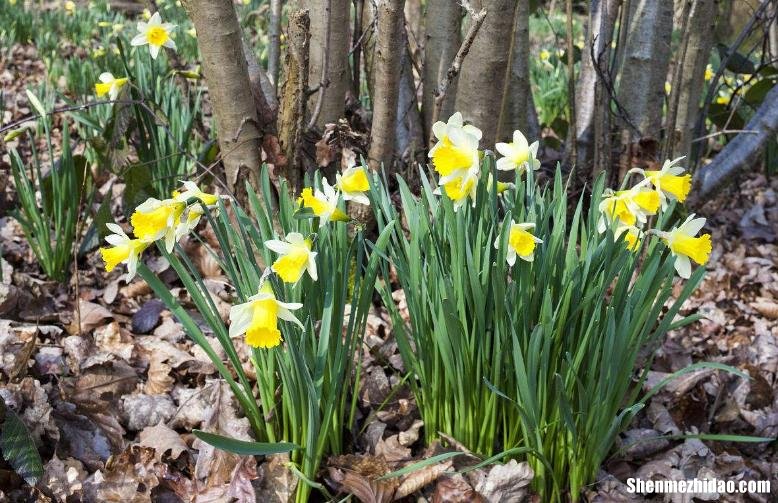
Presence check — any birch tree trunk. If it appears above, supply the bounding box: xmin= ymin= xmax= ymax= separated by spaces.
xmin=367 ymin=0 xmax=406 ymax=172
xmin=184 ymin=0 xmax=263 ymax=197
xmin=574 ymin=0 xmax=619 ymax=172
xmin=422 ymin=0 xmax=461 ymax=136
xmin=693 ymin=84 xmax=778 ymax=199
xmin=308 ymin=0 xmax=351 ymax=128
xmin=498 ymin=0 xmax=532 ymax=141
xmin=455 ymin=0 xmax=517 ymax=147
xmin=616 ymin=0 xmax=674 ymax=147
xmin=672 ymin=0 xmax=716 ymax=159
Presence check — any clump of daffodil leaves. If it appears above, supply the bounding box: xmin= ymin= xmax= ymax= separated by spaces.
xmin=102 ymin=110 xmax=750 ymax=503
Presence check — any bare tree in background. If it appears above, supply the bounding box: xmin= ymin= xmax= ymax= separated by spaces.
xmin=422 ymin=0 xmax=461 ymax=136
xmin=616 ymin=0 xmax=673 ymax=159
xmin=498 ymin=0 xmax=534 ymax=142
xmin=183 ymin=0 xmax=263 ymax=199
xmin=456 ymin=0 xmax=517 ymax=146
xmin=307 ymin=0 xmax=351 ymax=128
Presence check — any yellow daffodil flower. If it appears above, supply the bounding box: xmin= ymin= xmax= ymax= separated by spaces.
xmin=435 ymin=169 xmax=478 ymax=211
xmin=631 ymin=157 xmax=692 ymax=208
xmin=298 ymin=179 xmax=349 ymax=224
xmin=487 ymin=173 xmax=514 ymax=195
xmin=92 ymin=46 xmax=107 ymax=59
xmin=539 ymin=49 xmax=550 ymax=61
xmin=616 ymin=225 xmax=642 ymax=252
xmin=428 ymin=112 xmax=482 ymax=178
xmin=142 ymin=8 xmax=151 ymax=19
xmin=597 ymin=186 xmax=660 ymax=232
xmin=265 ymin=232 xmax=317 ymax=284
xmin=131 ymin=12 xmax=176 ymax=60
xmin=99 ymin=223 xmax=148 ymax=281
xmin=94 ymin=72 xmax=128 ymax=101
xmin=130 ymin=197 xmax=186 ymax=252
xmin=98 ymin=21 xmax=112 ymax=28
xmin=228 ymin=282 xmax=303 ymax=349
xmin=112 ymin=23 xmax=124 ymax=34
xmin=495 ymin=129 xmax=540 ymax=174
xmin=336 ymin=165 xmax=370 ymax=205
xmin=658 ymin=215 xmax=712 ymax=278
xmin=495 ymin=222 xmax=543 ymax=265
xmin=64 ymin=0 xmax=75 ymax=14
xmin=169 ymin=181 xmax=221 ymax=239
xmin=172 ymin=180 xmax=219 ymax=206
xmin=704 ymin=64 xmax=714 ymax=82
xmin=665 ymin=82 xmax=672 ymax=95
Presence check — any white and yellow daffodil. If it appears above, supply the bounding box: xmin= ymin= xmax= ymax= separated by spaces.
xmin=336 ymin=165 xmax=370 ymax=205
xmin=486 ymin=172 xmax=514 ymax=195
xmin=94 ymin=72 xmax=128 ymax=101
xmin=616 ymin=225 xmax=642 ymax=252
xmin=704 ymin=64 xmax=714 ymax=82
xmin=298 ymin=179 xmax=349 ymax=224
xmin=131 ymin=12 xmax=176 ymax=59
xmin=228 ymin=282 xmax=303 ymax=349
xmin=630 ymin=157 xmax=692 ymax=209
xmin=172 ymin=180 xmax=219 ymax=206
xmin=265 ymin=232 xmax=317 ymax=284
xmin=657 ymin=215 xmax=712 ymax=278
xmin=130 ymin=197 xmax=186 ymax=252
xmin=435 ymin=168 xmax=479 ymax=211
xmin=170 ymin=181 xmax=221 ymax=239
xmin=495 ymin=130 xmax=540 ymax=174
xmin=100 ymin=223 xmax=148 ymax=281
xmin=428 ymin=112 xmax=482 ymax=178
xmin=495 ymin=222 xmax=543 ymax=265
xmin=597 ymin=186 xmax=660 ymax=232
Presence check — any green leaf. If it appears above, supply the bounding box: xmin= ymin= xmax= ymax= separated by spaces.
xmin=122 ymin=164 xmax=154 ymax=215
xmin=25 ymin=89 xmax=46 ymax=117
xmin=0 ymin=408 xmax=44 ymax=485
xmin=379 ymin=451 xmax=465 ymax=480
xmin=192 ymin=430 xmax=298 ymax=456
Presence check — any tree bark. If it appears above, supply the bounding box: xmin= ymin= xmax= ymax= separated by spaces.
xmin=278 ymin=10 xmax=311 ymax=191
xmin=422 ymin=0 xmax=461 ymax=137
xmin=367 ymin=0 xmax=406 ymax=172
xmin=268 ymin=0 xmax=283 ymax=90
xmin=184 ymin=0 xmax=264 ymax=197
xmin=574 ymin=0 xmax=619 ymax=172
xmin=692 ymin=84 xmax=778 ymax=200
xmin=616 ymin=0 xmax=674 ymax=145
xmin=671 ymin=0 xmax=716 ymax=159
xmin=455 ymin=0 xmax=517 ymax=147
xmin=307 ymin=0 xmax=351 ymax=129
xmin=498 ymin=0 xmax=532 ymax=142
xmin=396 ymin=34 xmax=425 ymax=184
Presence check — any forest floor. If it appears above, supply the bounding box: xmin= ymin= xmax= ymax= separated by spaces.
xmin=1 ymin=42 xmax=777 ymax=502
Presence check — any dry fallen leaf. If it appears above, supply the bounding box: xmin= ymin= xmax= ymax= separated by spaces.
xmin=138 ymin=422 xmax=188 ymax=463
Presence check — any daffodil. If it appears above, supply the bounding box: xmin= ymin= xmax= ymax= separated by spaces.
xmin=131 ymin=12 xmax=176 ymax=60
xmin=616 ymin=225 xmax=642 ymax=252
xmin=99 ymin=223 xmax=148 ymax=281
xmin=486 ymin=173 xmax=514 ymax=195
xmin=495 ymin=222 xmax=543 ymax=265
xmin=130 ymin=197 xmax=186 ymax=252
xmin=704 ymin=64 xmax=714 ymax=82
xmin=631 ymin=157 xmax=692 ymax=208
xmin=142 ymin=8 xmax=151 ymax=20
xmin=94 ymin=72 xmax=128 ymax=101
xmin=428 ymin=112 xmax=481 ymax=178
xmin=665 ymin=82 xmax=672 ymax=95
xmin=336 ymin=165 xmax=370 ymax=205
xmin=539 ymin=49 xmax=550 ymax=61
xmin=64 ymin=0 xmax=75 ymax=14
xmin=658 ymin=215 xmax=712 ymax=278
xmin=435 ymin=169 xmax=478 ymax=211
xmin=597 ymin=186 xmax=660 ymax=232
xmin=172 ymin=180 xmax=219 ymax=206
xmin=298 ymin=179 xmax=349 ymax=224
xmin=265 ymin=232 xmax=317 ymax=284
xmin=495 ymin=130 xmax=540 ymax=174
xmin=228 ymin=282 xmax=303 ymax=349
xmin=186 ymin=27 xmax=196 ymax=38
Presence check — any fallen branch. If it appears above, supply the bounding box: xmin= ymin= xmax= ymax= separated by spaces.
xmin=691 ymin=84 xmax=778 ymax=201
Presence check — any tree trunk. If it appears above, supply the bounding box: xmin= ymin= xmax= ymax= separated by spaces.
xmin=278 ymin=10 xmax=311 ymax=191
xmin=455 ymin=0 xmax=517 ymax=147
xmin=616 ymin=0 xmax=674 ymax=146
xmin=498 ymin=0 xmax=532 ymax=142
xmin=268 ymin=0 xmax=282 ymax=90
xmin=367 ymin=0 xmax=406 ymax=172
xmin=184 ymin=0 xmax=264 ymax=197
xmin=574 ymin=0 xmax=619 ymax=172
xmin=308 ymin=0 xmax=351 ymax=129
xmin=671 ymin=0 xmax=716 ymax=159
xmin=396 ymin=35 xmax=425 ymax=185
xmin=422 ymin=0 xmax=461 ymax=137
xmin=692 ymin=84 xmax=778 ymax=200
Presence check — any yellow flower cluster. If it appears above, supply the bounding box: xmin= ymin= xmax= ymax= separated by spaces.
xmin=100 ymin=181 xmax=218 ymax=281
xmin=599 ymin=157 xmax=710 ymax=278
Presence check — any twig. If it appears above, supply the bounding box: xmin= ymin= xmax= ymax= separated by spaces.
xmin=429 ymin=7 xmax=487 ymax=138
xmin=307 ymin=0 xmax=333 ymax=131
xmin=565 ymin=0 xmax=577 ymax=166
xmin=662 ymin=0 xmax=695 ymax=160
xmin=691 ymin=129 xmax=759 ymax=143
xmin=590 ymin=36 xmax=642 ymax=137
